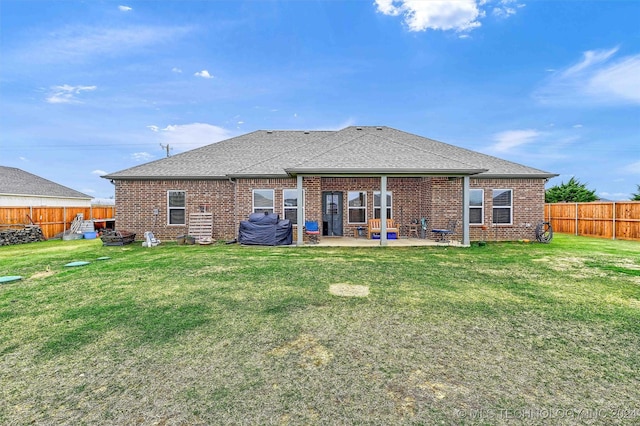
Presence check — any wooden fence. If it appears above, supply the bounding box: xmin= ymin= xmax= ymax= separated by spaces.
xmin=0 ymin=205 xmax=115 ymax=240
xmin=545 ymin=202 xmax=640 ymax=241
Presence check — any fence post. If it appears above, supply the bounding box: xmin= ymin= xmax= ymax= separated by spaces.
xmin=575 ymin=203 xmax=578 ymax=236
xmin=612 ymin=202 xmax=616 ymax=240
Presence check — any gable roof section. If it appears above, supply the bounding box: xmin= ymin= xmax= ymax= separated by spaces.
xmin=0 ymin=166 xmax=91 ymax=199
xmin=103 ymin=126 xmax=555 ymax=180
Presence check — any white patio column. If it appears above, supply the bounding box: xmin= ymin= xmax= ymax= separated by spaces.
xmin=462 ymin=175 xmax=470 ymax=246
xmin=380 ymin=175 xmax=387 ymax=246
xmin=296 ymin=174 xmax=304 ymax=246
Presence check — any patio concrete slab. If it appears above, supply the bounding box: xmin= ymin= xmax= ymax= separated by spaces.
xmin=309 ymin=237 xmax=466 ymax=247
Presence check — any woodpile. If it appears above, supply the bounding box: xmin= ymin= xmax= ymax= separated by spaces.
xmin=0 ymin=226 xmax=46 ymax=246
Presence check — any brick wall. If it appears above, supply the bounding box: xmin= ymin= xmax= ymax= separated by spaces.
xmin=320 ymin=177 xmax=429 ymax=236
xmin=114 ymin=176 xmax=547 ymax=242
xmin=469 ymin=178 xmax=546 ymax=241
xmin=430 ymin=177 xmax=462 ymax=234
xmin=114 ymin=179 xmax=235 ymax=241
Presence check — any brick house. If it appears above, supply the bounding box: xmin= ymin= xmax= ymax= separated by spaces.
xmin=103 ymin=126 xmax=556 ymax=245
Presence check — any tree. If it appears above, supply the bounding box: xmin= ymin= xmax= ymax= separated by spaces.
xmin=545 ymin=177 xmax=597 ymax=203
xmin=632 ymin=184 xmax=640 ymax=201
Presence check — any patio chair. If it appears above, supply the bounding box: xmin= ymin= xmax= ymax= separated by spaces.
xmin=432 ymin=219 xmax=457 ymax=242
xmin=304 ymin=220 xmax=320 ymax=244
xmin=420 ymin=217 xmax=428 ymax=239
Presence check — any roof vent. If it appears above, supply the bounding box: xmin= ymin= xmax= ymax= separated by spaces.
xmin=304 ymin=131 xmax=310 ymax=134
xmin=376 ymin=127 xmax=383 ymax=130
xmin=266 ymin=130 xmax=273 ymax=134
xmin=356 ymin=127 xmax=363 ymax=130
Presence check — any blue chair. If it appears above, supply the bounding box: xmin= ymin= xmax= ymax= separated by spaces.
xmin=304 ymin=220 xmax=320 ymax=244
xmin=432 ymin=219 xmax=457 ymax=242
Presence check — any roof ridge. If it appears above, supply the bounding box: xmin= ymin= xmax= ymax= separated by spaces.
xmin=232 ymin=131 xmax=337 ymax=174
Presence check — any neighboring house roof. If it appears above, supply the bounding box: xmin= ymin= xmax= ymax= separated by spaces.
xmin=103 ymin=126 xmax=556 ymax=180
xmin=0 ymin=166 xmax=91 ymax=199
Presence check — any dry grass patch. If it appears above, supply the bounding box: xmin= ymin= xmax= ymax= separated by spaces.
xmin=329 ymin=283 xmax=369 ymax=297
xmin=268 ymin=333 xmax=334 ymax=369
xmin=29 ymin=269 xmax=56 ymax=280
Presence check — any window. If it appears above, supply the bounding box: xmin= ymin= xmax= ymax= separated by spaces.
xmin=373 ymin=191 xmax=393 ymax=219
xmin=167 ymin=190 xmax=186 ymax=225
xmin=469 ymin=189 xmax=484 ymax=225
xmin=348 ymin=191 xmax=366 ymax=223
xmin=492 ymin=189 xmax=512 ymax=224
xmin=253 ymin=189 xmax=274 ymax=214
xmin=283 ymin=189 xmax=302 ymax=224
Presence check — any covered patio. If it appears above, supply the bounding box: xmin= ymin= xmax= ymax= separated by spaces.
xmin=293 ymin=173 xmax=478 ymax=247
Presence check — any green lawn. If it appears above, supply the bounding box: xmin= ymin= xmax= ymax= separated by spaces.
xmin=1 ymin=235 xmax=638 ymax=425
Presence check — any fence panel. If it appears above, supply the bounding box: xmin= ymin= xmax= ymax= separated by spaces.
xmin=545 ymin=202 xmax=640 ymax=241
xmin=0 ymin=205 xmax=115 ymax=239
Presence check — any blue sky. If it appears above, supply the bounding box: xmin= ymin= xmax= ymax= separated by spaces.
xmin=1 ymin=0 xmax=639 ymax=201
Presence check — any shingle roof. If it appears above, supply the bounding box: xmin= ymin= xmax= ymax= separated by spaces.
xmin=103 ymin=126 xmax=556 ymax=179
xmin=0 ymin=166 xmax=92 ymax=199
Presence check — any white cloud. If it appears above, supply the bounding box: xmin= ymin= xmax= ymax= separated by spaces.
xmin=147 ymin=125 xmax=159 ymax=132
xmin=587 ymin=55 xmax=640 ymax=104
xmin=46 ymin=84 xmax=96 ymax=104
xmin=194 ymin=70 xmax=214 ymax=79
xmin=374 ymin=0 xmax=523 ymax=33
xmin=19 ymin=25 xmax=191 ymax=64
xmin=622 ymin=160 xmax=640 ymax=174
xmin=374 ymin=0 xmax=483 ymax=32
xmin=118 ymin=5 xmax=132 ymax=12
xmin=563 ymin=47 xmax=618 ymax=76
xmin=82 ymin=188 xmax=96 ymax=194
xmin=572 ymin=124 xmax=583 ymax=128
xmin=156 ymin=123 xmax=232 ymax=151
xmin=91 ymin=169 xmax=107 ymax=175
xmin=489 ymin=129 xmax=541 ymax=152
xmin=493 ymin=0 xmax=525 ymax=18
xmin=534 ymin=47 xmax=640 ymax=106
xmin=132 ymin=152 xmax=154 ymax=162
xmin=172 ymin=67 xmax=182 ymax=73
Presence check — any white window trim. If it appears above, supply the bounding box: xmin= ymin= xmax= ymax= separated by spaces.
xmin=347 ymin=191 xmax=367 ymax=224
xmin=373 ymin=191 xmax=393 ymax=219
xmin=283 ymin=189 xmax=303 ymax=225
xmin=469 ymin=189 xmax=484 ymax=225
xmin=492 ymin=188 xmax=513 ymax=225
xmin=253 ymin=189 xmax=275 ymax=214
xmin=167 ymin=190 xmax=186 ymax=226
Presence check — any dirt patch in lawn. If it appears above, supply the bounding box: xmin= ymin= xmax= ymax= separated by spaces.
xmin=329 ymin=284 xmax=369 ymax=297
xmin=268 ymin=333 xmax=334 ymax=368
xmin=29 ymin=269 xmax=56 ymax=280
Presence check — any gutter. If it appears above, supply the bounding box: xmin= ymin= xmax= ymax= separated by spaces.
xmin=474 ymin=173 xmax=559 ymax=179
xmin=284 ymin=168 xmax=488 ymax=176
